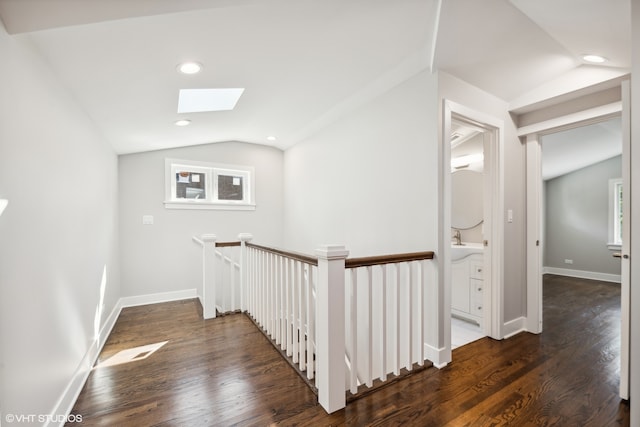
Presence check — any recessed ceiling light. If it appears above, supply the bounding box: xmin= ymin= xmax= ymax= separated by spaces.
xmin=177 ymin=62 xmax=203 ymax=74
xmin=267 ymin=136 xmax=277 ymax=141
xmin=174 ymin=119 xmax=191 ymax=126
xmin=177 ymin=88 xmax=244 ymax=113
xmin=582 ymin=54 xmax=607 ymax=64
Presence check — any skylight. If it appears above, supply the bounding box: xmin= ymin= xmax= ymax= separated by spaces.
xmin=177 ymin=88 xmax=244 ymax=113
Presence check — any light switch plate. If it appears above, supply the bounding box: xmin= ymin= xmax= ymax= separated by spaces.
xmin=142 ymin=215 xmax=154 ymax=225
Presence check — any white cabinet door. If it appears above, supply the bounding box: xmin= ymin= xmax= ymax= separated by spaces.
xmin=452 ymin=260 xmax=469 ymax=312
xmin=470 ymin=278 xmax=483 ymax=316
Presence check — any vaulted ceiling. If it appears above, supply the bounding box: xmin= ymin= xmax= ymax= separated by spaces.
xmin=0 ymin=0 xmax=631 ymax=159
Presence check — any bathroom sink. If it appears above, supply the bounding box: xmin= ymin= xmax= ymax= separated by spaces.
xmin=451 ymin=242 xmax=484 ymax=261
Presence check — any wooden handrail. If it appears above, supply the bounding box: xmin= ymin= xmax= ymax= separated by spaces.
xmin=224 ymin=241 xmax=433 ymax=268
xmin=345 ymin=251 xmax=434 ymax=269
xmin=247 ymin=243 xmax=319 ymax=266
xmin=216 ymin=241 xmax=241 ymax=247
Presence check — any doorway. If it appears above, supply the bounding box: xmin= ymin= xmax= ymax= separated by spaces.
xmin=523 ymin=81 xmax=630 ymax=399
xmin=541 ymin=118 xmax=623 ymax=282
xmin=441 ymin=100 xmax=504 ymax=361
xmin=450 ymin=119 xmax=487 ymax=348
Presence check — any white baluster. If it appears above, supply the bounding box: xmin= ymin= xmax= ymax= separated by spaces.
xmin=408 ymin=262 xmax=413 ymax=371
xmin=381 ymin=264 xmax=387 ymax=381
xmin=275 ymin=255 xmax=281 ymax=345
xmin=258 ymin=249 xmax=262 ymax=322
xmin=263 ymin=251 xmax=268 ymax=331
xmin=395 ymin=262 xmax=401 ymax=376
xmin=281 ymin=257 xmax=287 ymax=351
xmin=299 ymin=263 xmax=306 ymax=371
xmin=366 ymin=266 xmax=373 ymax=388
xmin=262 ymin=250 xmax=267 ymax=328
xmin=307 ymin=264 xmax=315 ymax=380
xmin=230 ymin=246 xmax=236 ymax=311
xmin=220 ymin=247 xmax=226 ymax=313
xmin=249 ymin=247 xmax=254 ymax=316
xmin=252 ymin=247 xmax=257 ymax=318
xmin=286 ymin=258 xmax=292 ymax=357
xmin=419 ymin=260 xmax=425 ymax=366
xmin=349 ymin=268 xmax=358 ymax=394
xmin=292 ymin=261 xmax=299 ymax=364
xmin=272 ymin=253 xmax=277 ymax=336
xmin=268 ymin=252 xmax=273 ymax=335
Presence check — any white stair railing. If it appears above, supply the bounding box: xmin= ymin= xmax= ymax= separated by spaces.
xmin=244 ymin=240 xmax=321 ymax=386
xmin=344 ymin=253 xmax=433 ymax=395
xmin=214 ymin=242 xmax=242 ymax=314
xmin=193 ymin=233 xmax=435 ymax=415
xmin=192 ymin=234 xmax=218 ymax=319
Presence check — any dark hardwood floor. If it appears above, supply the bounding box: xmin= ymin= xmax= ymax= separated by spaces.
xmin=68 ymin=274 xmax=629 ymax=426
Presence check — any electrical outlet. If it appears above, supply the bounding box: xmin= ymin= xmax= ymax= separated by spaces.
xmin=564 ymin=259 xmax=573 ymax=264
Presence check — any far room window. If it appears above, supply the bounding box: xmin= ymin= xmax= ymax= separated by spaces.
xmin=608 ymin=178 xmax=623 ymax=250
xmin=164 ymin=159 xmax=255 ymax=210
xmin=215 ymin=169 xmax=248 ymax=201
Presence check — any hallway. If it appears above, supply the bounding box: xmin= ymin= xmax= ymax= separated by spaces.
xmin=69 ymin=275 xmax=629 ymax=426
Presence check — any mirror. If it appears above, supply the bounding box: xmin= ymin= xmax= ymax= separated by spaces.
xmin=451 ymin=169 xmax=483 ymax=229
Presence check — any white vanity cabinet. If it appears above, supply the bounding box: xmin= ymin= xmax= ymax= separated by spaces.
xmin=451 ymin=253 xmax=483 ymax=326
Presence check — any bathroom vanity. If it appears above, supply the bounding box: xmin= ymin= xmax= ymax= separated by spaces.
xmin=451 ymin=246 xmax=484 ymax=326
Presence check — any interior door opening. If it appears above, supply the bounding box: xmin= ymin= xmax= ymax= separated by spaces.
xmin=525 ymin=106 xmax=630 ymax=400
xmin=442 ymin=100 xmax=504 ymax=365
xmin=450 ymin=119 xmax=488 ymax=349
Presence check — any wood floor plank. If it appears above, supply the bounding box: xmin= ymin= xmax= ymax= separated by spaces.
xmin=68 ymin=275 xmax=629 ymax=426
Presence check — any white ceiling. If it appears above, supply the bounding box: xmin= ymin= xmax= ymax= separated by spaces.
xmin=541 ymin=117 xmax=622 ymax=181
xmin=0 ymin=0 xmax=631 ymax=158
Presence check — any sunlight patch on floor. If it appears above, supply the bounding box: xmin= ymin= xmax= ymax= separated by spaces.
xmin=95 ymin=341 xmax=168 ymax=369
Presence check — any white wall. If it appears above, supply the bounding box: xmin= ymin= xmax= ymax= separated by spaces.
xmin=118 ymin=141 xmax=283 ymax=297
xmin=282 ymin=69 xmax=441 ymax=362
xmin=438 ymin=72 xmax=527 ymax=325
xmin=283 ymin=70 xmax=439 ymax=256
xmin=0 ymin=25 xmax=120 ymax=423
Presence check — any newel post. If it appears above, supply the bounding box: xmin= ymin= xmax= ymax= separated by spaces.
xmin=201 ymin=234 xmax=217 ymax=319
xmin=238 ymin=233 xmax=253 ymax=312
xmin=315 ymin=244 xmax=349 ymax=413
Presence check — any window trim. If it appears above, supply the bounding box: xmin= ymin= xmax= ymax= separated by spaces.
xmin=608 ymin=177 xmax=622 ymax=250
xmin=164 ymin=158 xmax=255 ymax=210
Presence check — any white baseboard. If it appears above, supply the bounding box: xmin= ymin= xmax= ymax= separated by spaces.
xmin=47 ymin=300 xmax=122 ymax=427
xmin=52 ymin=289 xmax=198 ymax=426
xmin=119 ymin=288 xmax=198 ymax=308
xmin=424 ymin=343 xmax=449 ymax=369
xmin=503 ymin=316 xmax=527 ymax=339
xmin=543 ymin=266 xmax=621 ymax=283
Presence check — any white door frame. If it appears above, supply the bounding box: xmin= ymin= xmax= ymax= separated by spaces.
xmin=620 ymin=80 xmax=631 ymax=400
xmin=441 ymin=100 xmax=505 ymax=360
xmin=525 ymin=134 xmax=543 ymax=334
xmin=521 ymin=87 xmax=629 ymax=399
